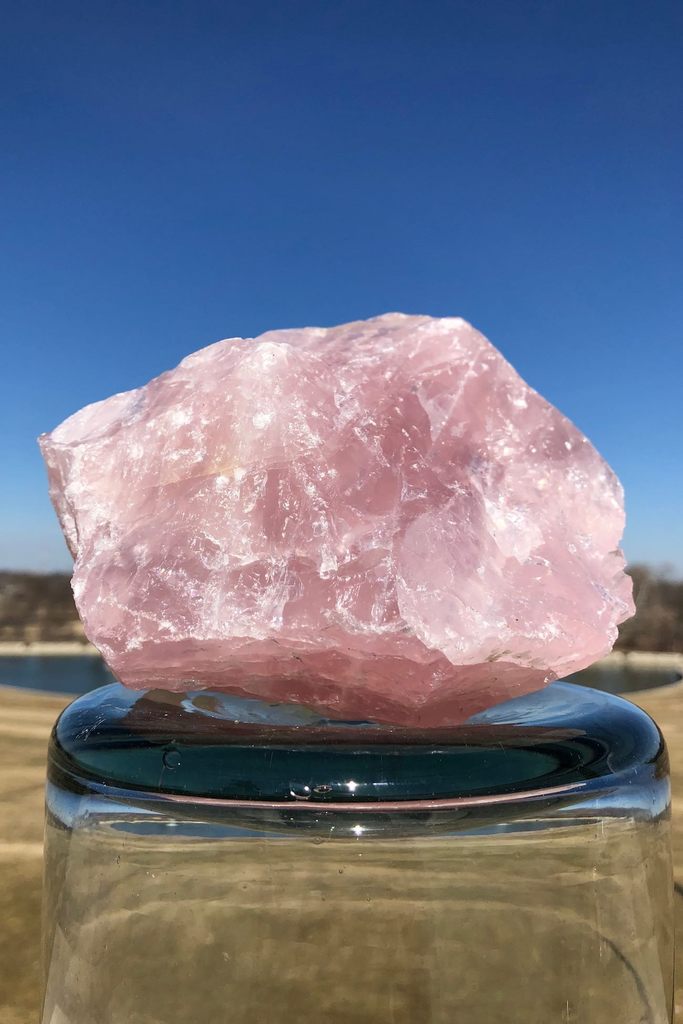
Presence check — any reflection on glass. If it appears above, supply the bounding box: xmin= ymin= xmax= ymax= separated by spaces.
xmin=42 ymin=682 xmax=673 ymax=1024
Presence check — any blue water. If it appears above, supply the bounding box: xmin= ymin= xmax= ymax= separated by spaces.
xmin=0 ymin=655 xmax=114 ymax=695
xmin=0 ymin=654 xmax=679 ymax=698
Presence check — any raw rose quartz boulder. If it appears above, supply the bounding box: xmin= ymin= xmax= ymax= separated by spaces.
xmin=39 ymin=314 xmax=634 ymax=724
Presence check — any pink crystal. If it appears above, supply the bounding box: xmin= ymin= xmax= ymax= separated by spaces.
xmin=39 ymin=314 xmax=634 ymax=724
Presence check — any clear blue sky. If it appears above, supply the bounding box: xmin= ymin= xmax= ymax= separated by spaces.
xmin=1 ymin=1 xmax=681 ymax=572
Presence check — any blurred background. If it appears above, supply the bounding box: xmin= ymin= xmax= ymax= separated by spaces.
xmin=1 ymin=6 xmax=682 ymax=1022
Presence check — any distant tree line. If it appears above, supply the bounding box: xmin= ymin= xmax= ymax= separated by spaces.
xmin=0 ymin=565 xmax=681 ymax=651
xmin=616 ymin=565 xmax=683 ymax=653
xmin=0 ymin=572 xmax=85 ymax=643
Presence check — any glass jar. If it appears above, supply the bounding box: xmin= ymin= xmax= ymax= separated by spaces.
xmin=42 ymin=681 xmax=673 ymax=1024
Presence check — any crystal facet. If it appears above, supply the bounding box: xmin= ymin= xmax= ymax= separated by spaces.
xmin=39 ymin=314 xmax=634 ymax=723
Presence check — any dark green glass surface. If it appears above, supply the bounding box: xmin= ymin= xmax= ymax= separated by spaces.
xmin=49 ymin=681 xmax=666 ymax=806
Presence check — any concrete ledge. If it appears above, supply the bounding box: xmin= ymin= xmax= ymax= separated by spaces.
xmin=599 ymin=650 xmax=683 ymax=673
xmin=0 ymin=641 xmax=99 ymax=656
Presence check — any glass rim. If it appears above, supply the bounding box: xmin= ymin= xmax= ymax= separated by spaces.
xmin=49 ymin=680 xmax=667 ymax=808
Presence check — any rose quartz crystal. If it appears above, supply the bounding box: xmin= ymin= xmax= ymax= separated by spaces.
xmin=39 ymin=314 xmax=634 ymax=724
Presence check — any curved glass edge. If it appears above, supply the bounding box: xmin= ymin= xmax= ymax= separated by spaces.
xmin=48 ymin=681 xmax=668 ymax=809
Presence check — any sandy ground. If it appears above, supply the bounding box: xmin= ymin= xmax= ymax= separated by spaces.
xmin=1 ymin=680 xmax=682 ymax=1023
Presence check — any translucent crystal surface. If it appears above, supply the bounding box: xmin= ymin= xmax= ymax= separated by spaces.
xmin=39 ymin=314 xmax=634 ymax=723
